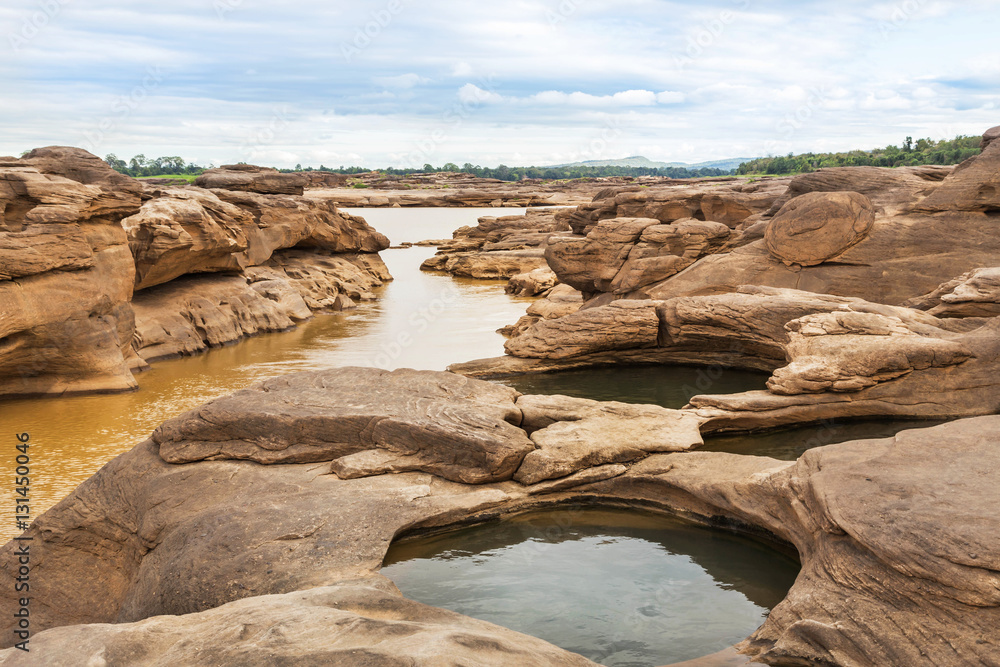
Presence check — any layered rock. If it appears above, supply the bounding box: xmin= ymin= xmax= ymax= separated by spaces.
xmin=558 ymin=178 xmax=790 ymax=235
xmin=2 ymin=368 xmax=997 ymax=666
xmin=194 ymin=164 xmax=308 ymax=195
xmin=536 ymin=146 xmax=996 ymax=307
xmin=125 ymin=187 xmax=389 ymax=290
xmin=155 ymin=368 xmax=535 ymax=483
xmin=421 ymin=208 xmax=568 ymax=280
xmin=0 ymin=160 xmax=143 ymax=397
xmin=132 ymin=251 xmax=389 ymax=362
xmin=546 ymin=217 xmax=732 ymax=295
xmin=499 ymin=283 xmax=584 ymax=338
xmin=906 ymin=266 xmax=1000 ymax=318
xmin=636 ymin=157 xmax=996 ymax=305
xmin=506 ymin=266 xmax=558 ymax=296
xmin=19 ymin=146 xmax=143 ymax=195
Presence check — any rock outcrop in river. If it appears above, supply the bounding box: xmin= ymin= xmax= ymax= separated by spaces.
xmin=0 ymin=148 xmax=391 ymax=397
xmin=1 ymin=367 xmax=996 ymax=666
xmin=471 ymin=126 xmax=1000 ymax=430
xmin=0 ymin=150 xmax=144 ymax=397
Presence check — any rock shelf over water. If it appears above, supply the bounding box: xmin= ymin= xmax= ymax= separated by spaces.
xmin=1 ymin=367 xmax=998 ymax=666
xmin=0 ymin=149 xmax=390 ymax=397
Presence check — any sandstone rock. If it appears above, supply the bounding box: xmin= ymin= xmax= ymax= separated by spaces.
xmin=610 ymin=218 xmax=732 ymax=293
xmin=914 ymin=134 xmax=1000 ymax=213
xmin=506 ymin=267 xmax=558 ymax=296
xmin=211 ymin=189 xmax=389 ymax=259
xmin=690 ymin=315 xmax=1000 ymax=432
xmin=906 ymin=267 xmax=1000 ymax=318
xmin=421 ymin=249 xmax=548 ymax=279
xmin=421 ymin=209 xmax=566 ymax=280
xmin=0 ymin=166 xmax=142 ymax=396
xmin=561 ymin=178 xmax=790 ymax=235
xmin=4 ymin=365 xmax=998 ymax=666
xmin=0 ymin=580 xmax=598 ymax=666
xmin=505 ymin=300 xmax=659 ymax=359
xmin=153 ymin=367 xmax=535 ymax=484
xmin=132 ymin=252 xmax=389 ymax=362
xmin=767 ymin=311 xmax=973 ymax=394
xmin=513 ymin=394 xmax=706 ymax=484
xmin=124 ymin=188 xmax=256 ymax=290
xmin=545 ymin=218 xmax=661 ymax=293
xmin=982 ymin=124 xmax=1000 ymax=150
xmin=499 ymin=284 xmax=585 ymax=337
xmin=267 ymin=249 xmax=390 ymax=306
xmin=195 ymin=164 xmax=308 ymax=195
xmin=19 ymin=146 xmax=142 ymax=196
xmin=764 ymin=191 xmax=876 ymax=267
xmin=131 ymin=274 xmax=297 ymax=362
xmin=763 ymin=166 xmax=944 ymax=216
xmin=614 ymin=418 xmax=1000 ymax=666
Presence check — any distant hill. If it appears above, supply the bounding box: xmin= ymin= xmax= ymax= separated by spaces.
xmin=551 ymin=156 xmax=759 ymax=172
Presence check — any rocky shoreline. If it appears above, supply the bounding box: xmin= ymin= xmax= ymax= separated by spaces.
xmin=0 ymin=149 xmax=390 ymax=397
xmin=2 ymin=130 xmax=1000 ymax=666
xmin=0 ymin=367 xmax=997 ymax=665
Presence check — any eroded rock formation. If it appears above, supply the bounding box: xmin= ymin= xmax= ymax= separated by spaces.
xmin=0 ymin=156 xmax=144 ymax=397
xmin=0 ymin=149 xmax=393 ymax=396
xmin=194 ymin=164 xmax=309 ymax=195
xmin=1 ymin=368 xmax=996 ymax=666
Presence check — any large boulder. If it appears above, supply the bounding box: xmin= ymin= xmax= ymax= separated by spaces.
xmin=764 ymin=191 xmax=876 ymax=267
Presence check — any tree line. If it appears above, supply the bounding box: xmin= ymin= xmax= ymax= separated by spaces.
xmin=736 ymin=135 xmax=982 ymax=176
xmin=104 ymin=154 xmax=205 ymax=177
xmin=278 ymin=163 xmax=731 ymax=181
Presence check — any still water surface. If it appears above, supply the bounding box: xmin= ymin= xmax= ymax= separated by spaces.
xmin=500 ymin=365 xmax=948 ymax=461
xmin=0 ymin=208 xmax=534 ymax=542
xmin=383 ymin=507 xmax=800 ymax=667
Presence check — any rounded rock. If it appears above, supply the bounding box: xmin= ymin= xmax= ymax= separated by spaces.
xmin=765 ymin=191 xmax=876 ymax=267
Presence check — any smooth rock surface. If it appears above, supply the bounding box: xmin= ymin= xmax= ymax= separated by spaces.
xmin=153 ymin=367 xmax=536 ymax=484
xmin=764 ymin=191 xmax=876 ymax=267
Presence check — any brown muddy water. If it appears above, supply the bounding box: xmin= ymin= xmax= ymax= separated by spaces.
xmin=0 ymin=208 xmax=534 ymax=542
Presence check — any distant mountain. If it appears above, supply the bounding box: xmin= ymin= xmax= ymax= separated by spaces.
xmin=550 ymin=156 xmax=759 ymax=172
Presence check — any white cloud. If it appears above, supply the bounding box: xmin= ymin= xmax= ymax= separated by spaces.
xmin=450 ymin=62 xmax=474 ymax=77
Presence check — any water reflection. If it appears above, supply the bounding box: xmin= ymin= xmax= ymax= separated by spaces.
xmin=499 ymin=365 xmax=770 ymax=409
xmin=383 ymin=507 xmax=799 ymax=667
xmin=702 ymin=419 xmax=949 ymax=461
xmin=0 ymin=208 xmax=534 ymax=543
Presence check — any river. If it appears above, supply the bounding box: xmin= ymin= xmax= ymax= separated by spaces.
xmin=0 ymin=208 xmax=534 ymax=543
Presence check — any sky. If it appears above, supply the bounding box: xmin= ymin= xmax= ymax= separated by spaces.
xmin=1 ymin=0 xmax=999 ymax=169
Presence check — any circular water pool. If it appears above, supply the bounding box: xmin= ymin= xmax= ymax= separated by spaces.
xmin=382 ymin=507 xmax=799 ymax=666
